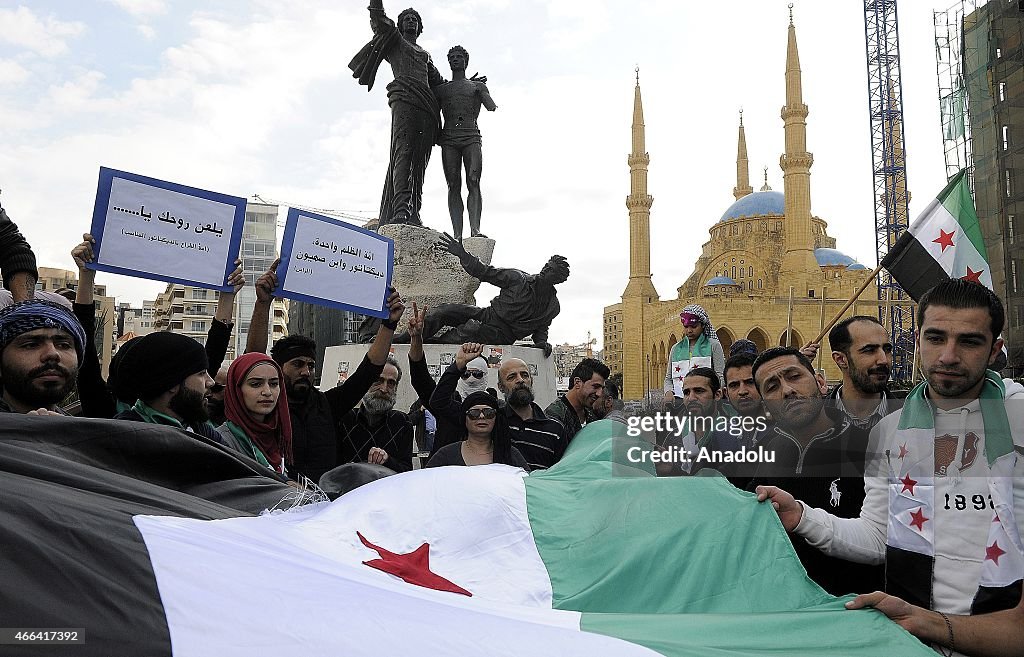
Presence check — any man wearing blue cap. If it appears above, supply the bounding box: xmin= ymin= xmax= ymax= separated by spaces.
xmin=0 ymin=299 xmax=85 ymax=413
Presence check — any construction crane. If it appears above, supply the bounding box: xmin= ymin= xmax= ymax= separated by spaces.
xmin=864 ymin=0 xmax=914 ymax=382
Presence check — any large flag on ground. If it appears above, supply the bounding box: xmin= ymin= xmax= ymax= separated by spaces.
xmin=881 ymin=169 xmax=991 ymax=301
xmin=0 ymin=415 xmax=935 ymax=656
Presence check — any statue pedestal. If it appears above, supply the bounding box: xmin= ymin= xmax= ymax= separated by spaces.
xmin=378 ymin=224 xmax=495 ymax=334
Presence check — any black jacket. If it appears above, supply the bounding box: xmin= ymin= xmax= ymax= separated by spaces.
xmin=287 ymin=355 xmax=384 ymax=483
xmin=748 ymin=407 xmax=884 ymax=596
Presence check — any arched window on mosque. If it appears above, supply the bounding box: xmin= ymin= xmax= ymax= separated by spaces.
xmin=732 ymin=266 xmax=736 ymax=278
xmin=748 ymin=281 xmax=753 ymax=290
xmin=758 ymin=279 xmax=763 ymax=289
xmin=748 ymin=266 xmax=753 ymax=277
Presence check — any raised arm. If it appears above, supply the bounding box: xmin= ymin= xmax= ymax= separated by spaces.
xmin=407 ymin=302 xmax=437 ymax=405
xmin=324 ymin=289 xmax=405 ymax=419
xmin=207 ymin=258 xmax=243 ymax=375
xmin=439 ymin=233 xmax=520 ymax=287
xmin=71 ymin=233 xmax=115 ymax=418
xmin=244 ymin=258 xmax=279 ymax=355
xmin=368 ymin=0 xmax=393 ymax=35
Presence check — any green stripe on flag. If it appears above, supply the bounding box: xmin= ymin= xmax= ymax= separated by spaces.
xmin=939 ymin=170 xmax=988 ymax=258
xmin=524 ymin=422 xmax=936 ymax=656
xmin=580 ymin=600 xmax=936 ymax=657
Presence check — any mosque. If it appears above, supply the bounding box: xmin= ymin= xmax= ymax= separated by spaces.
xmin=604 ymin=12 xmax=879 ymax=401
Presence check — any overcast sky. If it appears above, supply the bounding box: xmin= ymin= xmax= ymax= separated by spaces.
xmin=0 ymin=0 xmax=958 ymax=349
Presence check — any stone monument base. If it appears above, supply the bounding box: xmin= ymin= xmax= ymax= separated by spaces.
xmin=377 ymin=224 xmax=494 ymax=335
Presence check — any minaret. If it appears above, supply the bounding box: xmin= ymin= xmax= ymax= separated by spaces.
xmin=621 ymin=68 xmax=658 ymax=400
xmin=733 ymin=110 xmax=753 ymax=200
xmin=778 ymin=4 xmax=819 ymax=278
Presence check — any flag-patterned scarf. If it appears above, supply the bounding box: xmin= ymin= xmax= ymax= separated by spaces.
xmin=886 ymin=371 xmax=1023 ymax=617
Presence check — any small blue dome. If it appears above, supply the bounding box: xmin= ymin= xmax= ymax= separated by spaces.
xmin=814 ymin=248 xmax=858 ymax=267
xmin=705 ymin=276 xmax=738 ymax=286
xmin=846 ymin=263 xmax=868 ymax=271
xmin=720 ymin=191 xmax=785 ymax=222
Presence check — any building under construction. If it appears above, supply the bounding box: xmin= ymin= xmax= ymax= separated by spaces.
xmin=935 ymin=0 xmax=1024 ymax=375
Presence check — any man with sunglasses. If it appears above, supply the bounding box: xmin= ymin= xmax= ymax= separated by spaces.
xmin=206 ymin=365 xmax=229 ymax=426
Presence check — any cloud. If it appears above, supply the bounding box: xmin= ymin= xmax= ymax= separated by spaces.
xmin=137 ymin=24 xmax=157 ymax=40
xmin=106 ymin=0 xmax=168 ymax=19
xmin=0 ymin=59 xmax=29 ymax=85
xmin=0 ymin=6 xmax=86 ymax=58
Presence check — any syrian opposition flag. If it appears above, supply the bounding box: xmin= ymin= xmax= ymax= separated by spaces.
xmin=1 ymin=415 xmax=936 ymax=657
xmin=881 ymin=169 xmax=991 ymax=301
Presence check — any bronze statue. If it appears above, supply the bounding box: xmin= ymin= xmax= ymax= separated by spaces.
xmin=434 ymin=46 xmax=497 ymax=241
xmin=382 ymin=235 xmax=568 ymax=357
xmin=349 ymin=1 xmax=442 ymax=227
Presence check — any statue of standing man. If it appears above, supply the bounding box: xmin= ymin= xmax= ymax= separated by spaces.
xmin=349 ymin=0 xmax=442 ymax=227
xmin=434 ymin=46 xmax=497 ymax=241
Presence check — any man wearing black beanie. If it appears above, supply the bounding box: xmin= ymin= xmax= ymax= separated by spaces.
xmin=113 ymin=331 xmax=226 ymax=445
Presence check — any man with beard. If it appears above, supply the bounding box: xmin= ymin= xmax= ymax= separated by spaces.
xmin=336 ymin=355 xmax=413 ymax=472
xmin=246 ymin=262 xmax=407 ymax=482
xmin=760 ymin=280 xmax=1024 ymax=652
xmin=496 ymin=355 xmax=567 ymax=469
xmin=659 ymin=367 xmax=730 ymax=477
xmin=546 ymin=357 xmax=608 ymax=441
xmin=747 ymin=347 xmax=882 ymax=596
xmin=0 ymin=299 xmax=85 ymax=414
xmin=113 ymin=331 xmax=225 ymax=445
xmin=826 ymin=316 xmax=904 ymax=430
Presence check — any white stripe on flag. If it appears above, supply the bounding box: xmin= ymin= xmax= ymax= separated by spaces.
xmin=135 ymin=466 xmax=662 ymax=657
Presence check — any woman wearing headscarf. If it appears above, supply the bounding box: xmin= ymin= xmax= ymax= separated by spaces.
xmin=425 ymin=391 xmax=528 ymax=470
xmin=215 ymin=352 xmax=293 ymax=477
xmin=663 ymin=303 xmax=725 ymax=403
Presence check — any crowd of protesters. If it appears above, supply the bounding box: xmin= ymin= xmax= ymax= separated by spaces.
xmin=0 ymin=195 xmax=1021 ymax=656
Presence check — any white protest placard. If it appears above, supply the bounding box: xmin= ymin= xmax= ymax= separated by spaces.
xmin=88 ymin=167 xmax=246 ymax=290
xmin=275 ymin=208 xmax=394 ymax=318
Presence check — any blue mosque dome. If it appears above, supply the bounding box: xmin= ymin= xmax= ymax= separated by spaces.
xmin=814 ymin=248 xmax=859 ymax=267
xmin=719 ymin=190 xmax=785 ymax=222
xmin=705 ymin=276 xmax=738 ymax=286
xmin=846 ymin=263 xmax=868 ymax=271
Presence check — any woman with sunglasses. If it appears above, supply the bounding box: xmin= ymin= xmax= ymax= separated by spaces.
xmin=425 ymin=391 xmax=529 ymax=470
xmin=214 ymin=352 xmax=293 ymax=477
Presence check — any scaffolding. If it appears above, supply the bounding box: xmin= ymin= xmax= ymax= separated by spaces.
xmin=934 ymin=0 xmax=1024 ymax=376
xmin=864 ymin=0 xmax=915 ymax=382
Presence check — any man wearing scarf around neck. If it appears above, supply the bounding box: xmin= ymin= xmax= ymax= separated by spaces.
xmin=758 ymin=280 xmax=1024 ymax=656
xmin=0 ymin=299 xmax=85 ymax=414
xmin=113 ymin=331 xmax=226 ymax=445
xmin=663 ymin=304 xmax=725 ymax=407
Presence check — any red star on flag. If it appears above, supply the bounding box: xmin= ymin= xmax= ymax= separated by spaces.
xmin=933 ymin=228 xmax=956 ymax=252
xmin=962 ymin=266 xmax=984 ymax=284
xmin=985 ymin=540 xmax=1006 ymax=566
xmin=897 ymin=443 xmax=908 ymax=460
xmin=899 ymin=474 xmax=918 ymax=496
xmin=909 ymin=508 xmax=929 ymax=532
xmin=358 ymin=532 xmax=472 ymax=597
xmin=674 ymin=365 xmax=681 ymax=372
